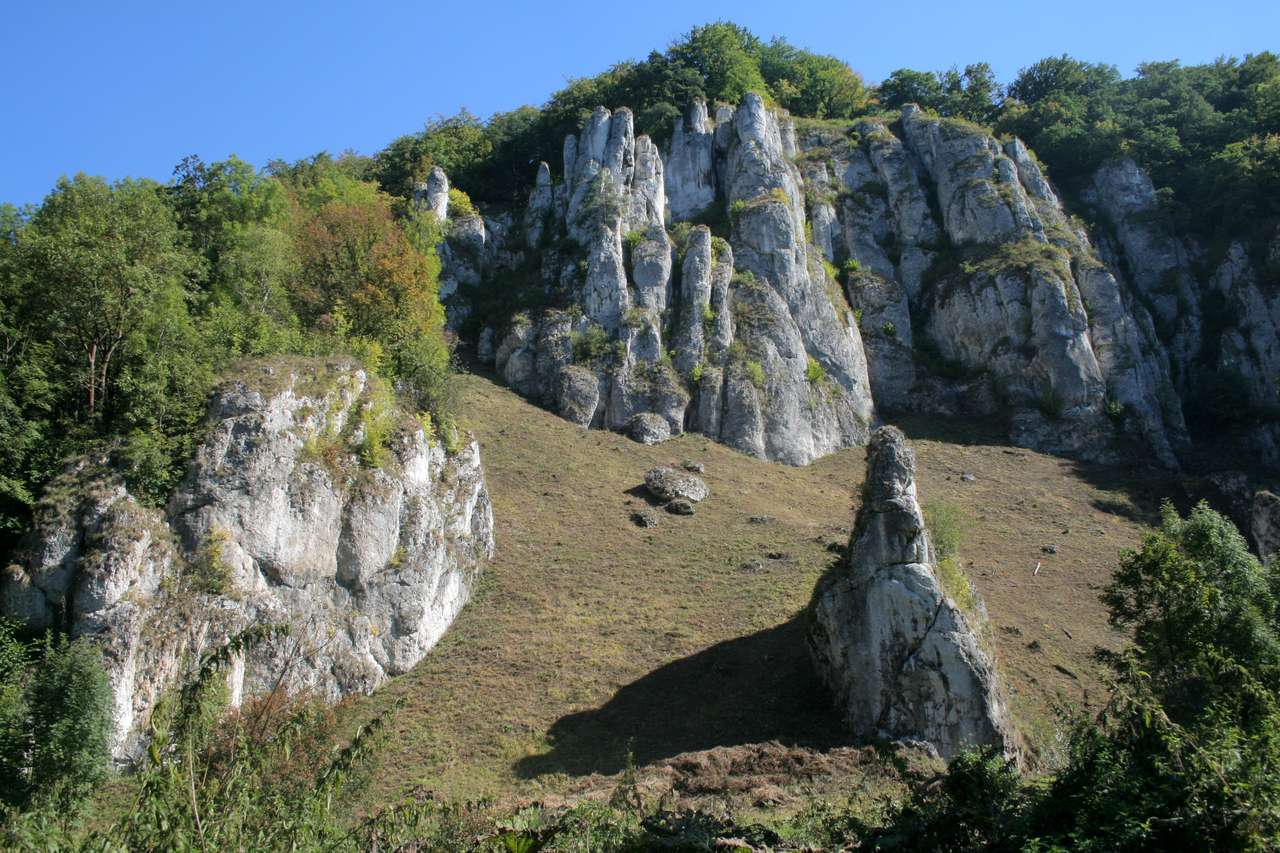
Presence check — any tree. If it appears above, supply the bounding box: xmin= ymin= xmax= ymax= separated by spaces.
xmin=20 ymin=175 xmax=197 ymax=422
xmin=877 ymin=68 xmax=945 ymax=113
xmin=1007 ymin=54 xmax=1120 ymax=104
xmin=668 ymin=22 xmax=768 ymax=105
xmin=0 ymin=623 xmax=112 ymax=814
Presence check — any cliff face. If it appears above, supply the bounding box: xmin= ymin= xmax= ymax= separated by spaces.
xmin=808 ymin=426 xmax=1013 ymax=759
xmin=482 ymin=96 xmax=876 ymax=466
xmin=1 ymin=358 xmax=494 ymax=759
xmin=441 ymin=97 xmax=1280 ymax=473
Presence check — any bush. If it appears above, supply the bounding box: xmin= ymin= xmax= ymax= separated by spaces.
xmin=745 ymin=360 xmax=766 ymax=389
xmin=806 ymin=356 xmax=825 ymax=383
xmin=571 ymin=325 xmax=611 ymax=364
xmin=446 ymin=187 xmax=477 ymax=219
xmin=0 ymin=621 xmax=112 ymax=813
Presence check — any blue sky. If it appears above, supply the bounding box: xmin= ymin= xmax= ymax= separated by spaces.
xmin=2 ymin=0 xmax=1275 ymax=207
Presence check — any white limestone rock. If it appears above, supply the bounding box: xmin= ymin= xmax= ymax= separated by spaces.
xmin=2 ymin=358 xmax=494 ymax=761
xmin=809 ymin=426 xmax=1014 ymax=759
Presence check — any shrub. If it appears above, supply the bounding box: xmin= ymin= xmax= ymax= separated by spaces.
xmin=571 ymin=325 xmax=611 ymax=364
xmin=806 ymin=356 xmax=825 ymax=383
xmin=745 ymin=360 xmax=766 ymax=389
xmin=622 ymin=306 xmax=649 ymax=330
xmin=691 ymin=362 xmax=704 ymax=383
xmin=0 ymin=621 xmax=112 ymax=813
xmin=881 ymin=321 xmax=896 ymax=338
xmin=623 ymin=229 xmax=645 ymax=253
xmin=190 ymin=527 xmax=235 ymax=595
xmin=924 ymin=499 xmax=981 ymax=620
xmin=446 ymin=187 xmax=477 ymax=219
xmin=356 ymin=378 xmax=397 ymax=468
xmin=841 ymin=258 xmax=862 ymax=276
xmin=1037 ymin=384 xmax=1065 ymax=421
xmin=729 ymin=199 xmax=747 ymax=222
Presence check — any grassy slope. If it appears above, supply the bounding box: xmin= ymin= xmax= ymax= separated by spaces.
xmin=345 ymin=371 xmax=1172 ymax=810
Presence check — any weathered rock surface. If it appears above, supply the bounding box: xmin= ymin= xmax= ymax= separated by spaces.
xmin=488 ymin=95 xmax=874 ymax=465
xmin=809 ymin=427 xmax=1013 ymax=759
xmin=628 ymin=412 xmax=672 ymax=445
xmin=441 ymin=95 xmax=1279 ymax=474
xmin=1255 ymin=491 xmax=1280 ymax=561
xmin=644 ymin=467 xmax=709 ymax=503
xmin=1 ymin=358 xmax=494 ymax=760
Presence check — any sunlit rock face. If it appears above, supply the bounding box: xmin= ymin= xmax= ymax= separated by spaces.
xmin=2 ymin=358 xmax=494 ymax=760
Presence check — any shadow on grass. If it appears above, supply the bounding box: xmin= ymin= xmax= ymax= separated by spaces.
xmin=623 ymin=484 xmax=665 ymax=507
xmin=513 ymin=612 xmax=849 ymax=779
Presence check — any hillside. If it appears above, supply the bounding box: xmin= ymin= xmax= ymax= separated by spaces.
xmin=3 ymin=19 xmax=1279 ymax=849
xmin=342 ymin=369 xmax=1167 ymax=809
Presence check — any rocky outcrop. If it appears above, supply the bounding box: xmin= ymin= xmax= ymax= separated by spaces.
xmin=809 ymin=427 xmax=1013 ymax=759
xmin=416 ymin=166 xmax=523 ymax=331
xmin=832 ymin=109 xmax=1187 ymax=466
xmin=489 ymin=95 xmax=874 ymax=466
xmin=643 ymin=466 xmax=709 ymax=503
xmin=444 ymin=96 xmax=1279 ymax=473
xmin=1 ymin=358 xmax=494 ymax=760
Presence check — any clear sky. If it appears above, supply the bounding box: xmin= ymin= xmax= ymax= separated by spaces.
xmin=2 ymin=0 xmax=1275 ymax=207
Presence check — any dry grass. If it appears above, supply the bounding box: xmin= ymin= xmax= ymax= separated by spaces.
xmin=340 ymin=371 xmax=1176 ymax=810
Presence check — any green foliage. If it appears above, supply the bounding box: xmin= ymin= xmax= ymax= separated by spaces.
xmin=1 ymin=149 xmax=457 ymax=565
xmin=745 ymin=359 xmax=766 ymax=389
xmin=189 ymin=527 xmax=235 ymax=595
xmin=1037 ymin=384 xmax=1066 ymax=421
xmin=369 ymin=23 xmax=869 ymax=208
xmin=923 ymin=499 xmax=980 ymax=617
xmin=998 ymin=52 xmax=1280 ymax=247
xmin=571 ymin=324 xmax=611 ymax=364
xmin=805 ymin=355 xmax=825 ymax=384
xmin=356 ymin=377 xmax=397 ymax=468
xmin=877 ymin=63 xmax=1003 ymax=125
xmin=0 ymin=621 xmax=112 ymax=816
xmin=447 ymin=186 xmax=477 ymax=219
xmin=860 ymin=501 xmax=1280 ymax=850
xmin=369 ymin=110 xmax=493 ymax=198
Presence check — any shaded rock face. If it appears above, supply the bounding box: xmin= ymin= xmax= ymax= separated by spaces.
xmin=416 ymin=166 xmax=524 ymax=331
xmin=809 ymin=427 xmax=1013 ymax=760
xmin=1084 ymin=159 xmax=1280 ymax=468
xmin=1 ymin=359 xmax=494 ymax=760
xmin=1255 ymin=491 xmax=1280 ymax=562
xmin=799 ymin=108 xmax=1188 ymax=466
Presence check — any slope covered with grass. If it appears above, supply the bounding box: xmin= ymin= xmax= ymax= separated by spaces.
xmin=340 ymin=370 xmax=1172 ymax=810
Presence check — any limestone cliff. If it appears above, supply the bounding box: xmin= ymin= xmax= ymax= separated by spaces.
xmin=1 ymin=358 xmax=494 ymax=760
xmin=435 ymin=92 xmax=1280 ymax=477
xmin=484 ymin=96 xmax=874 ymax=466
xmin=808 ymin=426 xmax=1013 ymax=759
